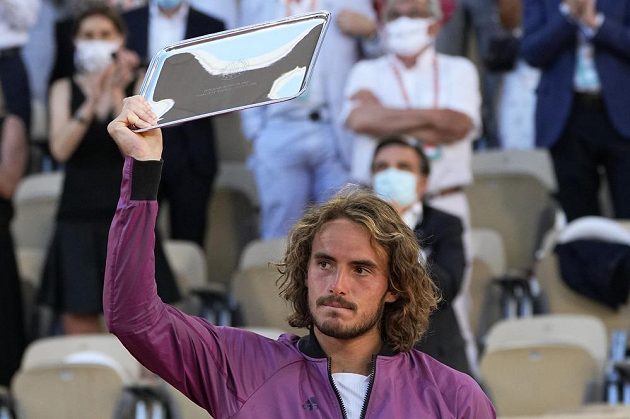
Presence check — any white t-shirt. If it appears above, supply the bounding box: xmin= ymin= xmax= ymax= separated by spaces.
xmin=332 ymin=373 xmax=370 ymax=419
xmin=343 ymin=50 xmax=481 ymax=192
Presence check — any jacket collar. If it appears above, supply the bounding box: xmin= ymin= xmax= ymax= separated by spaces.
xmin=297 ymin=329 xmax=398 ymax=358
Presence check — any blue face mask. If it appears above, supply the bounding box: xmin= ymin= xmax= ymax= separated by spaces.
xmin=372 ymin=168 xmax=418 ymax=208
xmin=156 ymin=0 xmax=183 ymax=10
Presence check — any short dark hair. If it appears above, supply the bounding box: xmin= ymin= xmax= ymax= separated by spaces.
xmin=72 ymin=5 xmax=127 ymax=38
xmin=372 ymin=136 xmax=431 ymax=177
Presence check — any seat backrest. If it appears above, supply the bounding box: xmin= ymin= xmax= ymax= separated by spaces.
xmin=483 ymin=314 xmax=608 ymax=371
xmin=11 ymin=364 xmax=125 ymax=419
xmin=11 ymin=171 xmax=63 ymax=249
xmin=535 ymin=216 xmax=630 ymax=336
xmin=469 ymin=228 xmax=506 ymax=337
xmin=163 ymin=239 xmax=209 ymax=293
xmin=480 ymin=345 xmax=598 ymax=416
xmin=467 ymin=171 xmax=557 ymax=272
xmin=535 ymin=252 xmax=630 ymax=336
xmin=205 ymin=187 xmax=259 ymax=287
xmin=238 ymin=237 xmax=287 ymax=271
xmin=480 ymin=315 xmax=605 ymax=416
xmin=231 ymin=264 xmax=293 ymax=332
xmin=20 ymin=334 xmax=142 ymax=383
xmin=15 ymin=246 xmax=45 ymax=289
xmin=472 ymin=148 xmax=557 ymax=191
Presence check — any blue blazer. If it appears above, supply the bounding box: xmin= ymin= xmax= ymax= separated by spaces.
xmin=521 ymin=0 xmax=630 ymax=148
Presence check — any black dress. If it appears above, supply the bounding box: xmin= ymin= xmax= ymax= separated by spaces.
xmin=0 ymin=191 xmax=26 ymax=386
xmin=39 ymin=79 xmax=180 ymax=314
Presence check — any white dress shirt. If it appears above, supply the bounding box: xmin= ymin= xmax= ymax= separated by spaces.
xmin=148 ymin=2 xmax=189 ymax=60
xmin=0 ymin=0 xmax=41 ymax=49
xmin=343 ymin=49 xmax=481 ymax=193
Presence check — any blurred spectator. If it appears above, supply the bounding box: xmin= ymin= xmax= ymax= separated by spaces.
xmin=0 ymin=0 xmax=39 ymax=385
xmin=495 ymin=0 xmax=539 ymax=149
xmin=371 ymin=137 xmax=470 ymax=375
xmin=0 ymin=95 xmax=29 ymax=387
xmin=39 ymin=5 xmax=179 ymax=335
xmin=435 ymin=0 xmax=501 ymax=148
xmin=521 ymin=0 xmax=630 ymax=221
xmin=123 ymin=0 xmax=225 ymax=247
xmin=0 ymin=0 xmax=40 ymax=130
xmin=50 ymin=0 xmax=146 ymax=84
xmin=343 ymin=0 xmax=481 ymax=373
xmin=239 ymin=0 xmax=378 ymax=239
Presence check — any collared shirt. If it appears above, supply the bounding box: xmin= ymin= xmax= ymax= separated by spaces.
xmin=148 ymin=2 xmax=189 ymax=60
xmin=0 ymin=0 xmax=41 ymax=49
xmin=343 ymin=50 xmax=481 ymax=191
xmin=402 ymin=201 xmax=423 ymax=230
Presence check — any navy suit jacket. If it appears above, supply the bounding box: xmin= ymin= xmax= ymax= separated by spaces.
xmin=123 ymin=6 xmax=225 ymax=179
xmin=413 ymin=205 xmax=469 ymax=374
xmin=521 ymin=0 xmax=630 ymax=148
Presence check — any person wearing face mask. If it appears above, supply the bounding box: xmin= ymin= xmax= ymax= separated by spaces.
xmin=39 ymin=5 xmax=180 ymax=335
xmin=122 ymin=1 xmax=225 ymax=248
xmin=343 ymin=0 xmax=481 ymax=375
xmin=372 ymin=137 xmax=470 ymax=375
xmin=237 ymin=0 xmax=378 ymax=239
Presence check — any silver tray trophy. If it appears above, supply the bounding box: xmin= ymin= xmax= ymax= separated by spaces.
xmin=136 ymin=11 xmax=330 ymax=131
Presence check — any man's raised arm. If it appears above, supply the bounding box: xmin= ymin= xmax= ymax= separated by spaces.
xmin=103 ymin=97 xmax=245 ymax=417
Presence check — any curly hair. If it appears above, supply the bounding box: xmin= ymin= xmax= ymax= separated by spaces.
xmin=276 ymin=186 xmax=439 ymax=352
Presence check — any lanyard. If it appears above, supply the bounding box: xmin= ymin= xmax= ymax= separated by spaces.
xmin=283 ymin=0 xmax=318 ymax=16
xmin=389 ymin=54 xmax=440 ymax=109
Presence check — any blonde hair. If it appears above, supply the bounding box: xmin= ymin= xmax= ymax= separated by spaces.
xmin=276 ymin=187 xmax=439 ymax=352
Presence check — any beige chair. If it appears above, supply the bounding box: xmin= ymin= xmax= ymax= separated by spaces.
xmin=231 ymin=237 xmax=299 ymax=333
xmin=468 ymin=149 xmax=559 ymax=272
xmin=534 ymin=217 xmax=630 ymax=336
xmin=12 ymin=364 xmax=126 ymax=419
xmin=204 ymin=185 xmax=259 ymax=288
xmin=469 ymin=228 xmax=507 ymax=337
xmin=480 ymin=315 xmax=606 ymax=417
xmin=164 ymin=239 xmax=216 ymax=293
xmin=11 ymin=171 xmax=63 ymax=249
xmin=11 ymin=334 xmax=143 ymax=419
xmin=18 ymin=334 xmax=142 ymax=382
xmin=15 ymin=246 xmax=45 ymax=290
xmin=213 ymin=112 xmax=250 ymax=163
xmin=472 ymin=148 xmax=557 ymax=192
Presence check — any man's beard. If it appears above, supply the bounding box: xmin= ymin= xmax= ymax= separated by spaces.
xmin=311 ymin=294 xmax=387 ymax=340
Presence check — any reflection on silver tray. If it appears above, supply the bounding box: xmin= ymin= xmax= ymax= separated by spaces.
xmin=137 ymin=11 xmax=330 ymax=131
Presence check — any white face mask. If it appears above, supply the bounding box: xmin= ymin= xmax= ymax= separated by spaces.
xmin=373 ymin=168 xmax=418 ymax=208
xmin=384 ymin=16 xmax=435 ymax=57
xmin=74 ymin=39 xmax=120 ymax=74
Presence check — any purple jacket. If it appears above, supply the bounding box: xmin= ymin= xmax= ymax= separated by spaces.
xmin=104 ymin=157 xmax=496 ymax=419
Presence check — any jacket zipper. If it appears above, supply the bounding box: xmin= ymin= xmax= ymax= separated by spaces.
xmin=327 ymin=357 xmax=348 ymax=419
xmin=327 ymin=355 xmax=377 ymax=419
xmin=359 ymin=355 xmax=376 ymax=419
